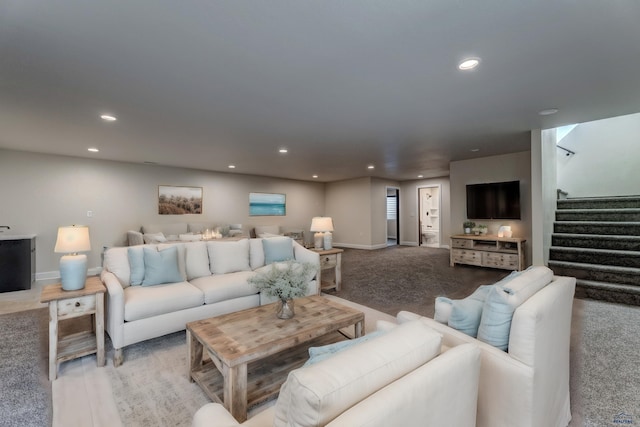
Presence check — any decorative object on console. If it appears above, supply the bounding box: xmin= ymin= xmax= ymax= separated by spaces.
xmin=158 ymin=185 xmax=203 ymax=215
xmin=249 ymin=192 xmax=286 ymax=216
xmin=498 ymin=225 xmax=513 ymax=238
xmin=247 ymin=260 xmax=318 ymax=319
xmin=54 ymin=225 xmax=91 ymax=291
xmin=310 ymin=216 xmax=334 ymax=250
xmin=463 ymin=221 xmax=475 ymax=234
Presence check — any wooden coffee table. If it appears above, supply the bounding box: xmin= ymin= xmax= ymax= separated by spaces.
xmin=186 ymin=295 xmax=364 ymax=422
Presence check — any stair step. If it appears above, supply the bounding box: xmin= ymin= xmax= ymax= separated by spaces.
xmin=554 ymin=221 xmax=640 ymax=236
xmin=558 ymin=196 xmax=640 ymax=210
xmin=552 ymin=233 xmax=640 ymax=251
xmin=555 ymin=208 xmax=640 ymax=222
xmin=574 ymin=280 xmax=640 ymax=306
xmin=548 ymin=260 xmax=640 ymax=286
xmin=549 ymin=247 xmax=640 ymax=268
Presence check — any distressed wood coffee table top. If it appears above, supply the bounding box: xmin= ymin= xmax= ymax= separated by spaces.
xmin=186 ymin=295 xmax=365 ymax=421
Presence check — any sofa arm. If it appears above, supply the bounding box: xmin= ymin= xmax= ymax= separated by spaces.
xmin=127 ymin=230 xmax=144 ymax=246
xmin=193 ymin=403 xmax=241 ymax=427
xmin=100 ymin=270 xmax=125 ymax=350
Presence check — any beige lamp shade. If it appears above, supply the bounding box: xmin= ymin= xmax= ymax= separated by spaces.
xmin=54 ymin=225 xmax=91 ymax=254
xmin=310 ymin=217 xmax=334 ymax=232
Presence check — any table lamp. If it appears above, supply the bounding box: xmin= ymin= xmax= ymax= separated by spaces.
xmin=54 ymin=225 xmax=91 ymax=290
xmin=310 ymin=217 xmax=334 ymax=250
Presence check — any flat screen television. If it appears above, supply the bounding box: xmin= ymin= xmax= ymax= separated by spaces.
xmin=466 ymin=180 xmax=521 ymax=220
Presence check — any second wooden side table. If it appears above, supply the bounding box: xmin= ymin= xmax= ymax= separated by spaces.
xmin=313 ymin=248 xmax=344 ymax=291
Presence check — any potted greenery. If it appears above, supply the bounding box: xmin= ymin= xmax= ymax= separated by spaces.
xmin=248 ymin=260 xmax=318 ymax=319
xmin=463 ymin=221 xmax=475 ymax=234
xmin=478 ymin=224 xmax=488 ymax=235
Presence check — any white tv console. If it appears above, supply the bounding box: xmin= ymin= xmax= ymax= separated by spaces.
xmin=450 ymin=234 xmax=526 ymax=271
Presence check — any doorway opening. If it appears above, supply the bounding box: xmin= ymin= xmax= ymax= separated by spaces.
xmin=418 ymin=185 xmax=441 ymax=247
xmin=386 ymin=187 xmax=400 ymax=246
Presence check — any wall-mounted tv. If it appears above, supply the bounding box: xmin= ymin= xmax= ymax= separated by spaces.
xmin=466 ymin=180 xmax=521 ymax=220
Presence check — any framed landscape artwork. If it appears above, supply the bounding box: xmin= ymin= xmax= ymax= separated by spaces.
xmin=249 ymin=192 xmax=286 ymax=216
xmin=158 ymin=185 xmax=203 ymax=215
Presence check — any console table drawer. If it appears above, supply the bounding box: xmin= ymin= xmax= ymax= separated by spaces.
xmin=451 ymin=239 xmax=473 ymax=249
xmin=451 ymin=249 xmax=482 ymax=266
xmin=482 ymin=252 xmax=519 ymax=270
xmin=320 ymin=254 xmax=337 ymax=269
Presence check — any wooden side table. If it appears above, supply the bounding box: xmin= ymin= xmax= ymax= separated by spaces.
xmin=313 ymin=248 xmax=344 ymax=291
xmin=40 ymin=276 xmax=106 ymax=380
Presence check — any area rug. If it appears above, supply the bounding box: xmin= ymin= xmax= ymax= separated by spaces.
xmin=0 ymin=308 xmax=51 ymax=427
xmin=101 ymin=296 xmax=393 ymax=426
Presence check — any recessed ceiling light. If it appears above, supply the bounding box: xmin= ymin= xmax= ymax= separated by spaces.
xmin=228 ymin=164 xmax=236 ymax=169
xmin=312 ymin=175 xmax=318 ymax=179
xmin=458 ymin=57 xmax=481 ymax=71
xmin=538 ymin=108 xmax=559 ymax=116
xmin=100 ymin=114 xmax=117 ymax=121
xmin=87 ymin=147 xmax=99 ymax=153
xmin=278 ymin=148 xmax=288 ymax=154
xmin=470 ymin=148 xmax=480 ymax=152
xmin=417 ymin=175 xmax=423 ymax=178
xmin=367 ymin=165 xmax=375 ymax=170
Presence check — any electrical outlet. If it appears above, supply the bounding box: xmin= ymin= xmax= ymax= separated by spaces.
xmin=87 ymin=210 xmax=93 ymax=217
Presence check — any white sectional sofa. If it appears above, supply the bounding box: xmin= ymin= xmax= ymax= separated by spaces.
xmin=398 ymin=267 xmax=576 ymax=427
xmin=193 ymin=318 xmax=482 ymax=427
xmin=101 ymin=237 xmax=319 ymax=366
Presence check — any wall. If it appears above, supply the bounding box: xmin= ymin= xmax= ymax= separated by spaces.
xmin=0 ymin=149 xmax=324 ymax=278
xmin=325 ymin=177 xmax=373 ymax=249
xmin=557 ymin=112 xmax=640 ymax=197
xmin=450 ymin=151 xmax=532 ymax=266
xmin=400 ymin=177 xmax=451 ymax=246
xmin=531 ymin=129 xmax=558 ymax=265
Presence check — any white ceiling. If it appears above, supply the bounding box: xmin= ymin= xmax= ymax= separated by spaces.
xmin=1 ymin=1 xmax=640 ymax=182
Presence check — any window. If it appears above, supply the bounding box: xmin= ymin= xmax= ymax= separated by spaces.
xmin=387 ymin=196 xmax=397 ymax=220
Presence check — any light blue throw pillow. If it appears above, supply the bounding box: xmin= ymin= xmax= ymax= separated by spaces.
xmin=263 ymin=237 xmax=294 ymax=265
xmin=127 ymin=247 xmax=145 ymax=286
xmin=303 ymin=330 xmax=384 ymax=366
xmin=447 ymin=285 xmax=493 ymax=338
xmin=142 ymin=246 xmax=183 ymax=286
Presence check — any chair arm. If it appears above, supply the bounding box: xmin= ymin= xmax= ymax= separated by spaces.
xmin=100 ymin=270 xmax=125 ymax=349
xmin=192 ymin=403 xmax=241 ymax=427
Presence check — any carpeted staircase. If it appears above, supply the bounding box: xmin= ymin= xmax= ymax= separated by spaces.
xmin=549 ymin=196 xmax=640 ymax=305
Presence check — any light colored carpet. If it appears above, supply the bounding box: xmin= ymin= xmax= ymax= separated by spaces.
xmin=52 ymin=296 xmax=394 ymax=426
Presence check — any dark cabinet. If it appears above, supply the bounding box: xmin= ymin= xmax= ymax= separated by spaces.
xmin=0 ymin=236 xmax=36 ymax=293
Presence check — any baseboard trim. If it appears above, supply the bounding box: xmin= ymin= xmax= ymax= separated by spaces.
xmin=333 ymin=243 xmax=388 ymax=250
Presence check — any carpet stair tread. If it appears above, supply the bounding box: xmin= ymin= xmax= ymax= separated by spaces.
xmin=551 ymin=233 xmax=640 ymax=250
xmin=555 ymin=209 xmax=640 ymax=222
xmin=575 ymin=279 xmax=640 ymax=295
xmin=549 ymin=260 xmax=640 ymax=274
xmin=557 ymin=196 xmax=640 ymax=210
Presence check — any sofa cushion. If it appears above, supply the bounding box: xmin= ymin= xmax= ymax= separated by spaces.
xmin=263 ymin=237 xmax=294 ymax=265
xmin=189 ymin=271 xmax=258 ymax=304
xmin=127 ymin=247 xmax=145 ymax=286
xmin=179 ymin=233 xmax=202 ymax=242
xmin=254 ymin=225 xmax=281 ymax=237
xmin=249 ymin=238 xmax=266 ymax=270
xmin=207 ymin=239 xmax=251 ymax=274
xmin=143 ymin=232 xmax=167 ymax=244
xmin=123 ymin=281 xmax=204 ymax=322
xmin=142 ymin=246 xmax=183 ymax=286
xmin=104 ymin=246 xmax=132 ymax=288
xmin=273 ymin=319 xmax=442 ymax=427
xmin=187 ymin=222 xmax=215 ymax=234
xmin=184 ymin=241 xmax=211 ymax=280
xmin=434 ymin=296 xmax=453 ymax=324
xmin=477 ymin=266 xmax=553 ymax=350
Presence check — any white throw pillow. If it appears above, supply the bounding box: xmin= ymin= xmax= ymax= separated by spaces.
xmin=207 ymin=239 xmax=251 ymax=274
xmin=185 ymin=242 xmax=211 ymax=280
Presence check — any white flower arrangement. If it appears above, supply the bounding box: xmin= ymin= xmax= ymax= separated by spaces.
xmin=248 ymin=260 xmax=318 ymax=300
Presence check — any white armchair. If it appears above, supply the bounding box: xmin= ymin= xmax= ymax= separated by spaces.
xmin=398 ymin=275 xmax=576 ymax=427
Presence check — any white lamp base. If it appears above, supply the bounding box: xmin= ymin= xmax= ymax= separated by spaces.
xmin=323 ymin=232 xmax=333 ymax=250
xmin=314 ymin=232 xmax=324 ymax=250
xmin=60 ymin=254 xmax=88 ymax=291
